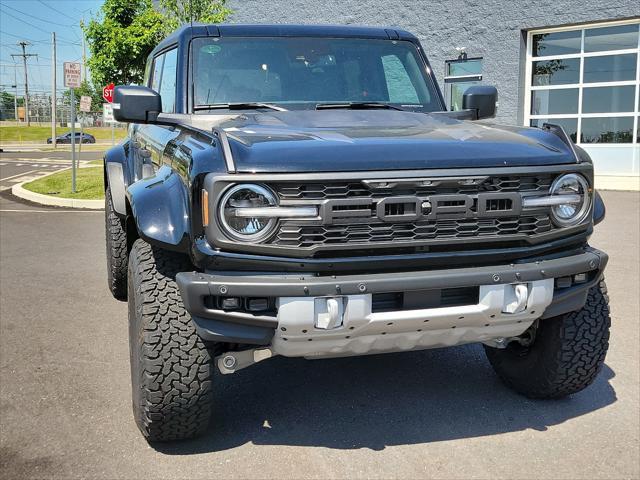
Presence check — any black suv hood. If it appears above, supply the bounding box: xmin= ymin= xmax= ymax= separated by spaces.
xmin=216 ymin=110 xmax=576 ymax=172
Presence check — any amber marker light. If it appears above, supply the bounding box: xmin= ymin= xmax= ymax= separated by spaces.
xmin=202 ymin=189 xmax=209 ymax=226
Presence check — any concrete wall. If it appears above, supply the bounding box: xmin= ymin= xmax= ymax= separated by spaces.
xmin=227 ymin=0 xmax=638 ymax=125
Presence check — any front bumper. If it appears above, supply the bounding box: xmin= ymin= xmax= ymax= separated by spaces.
xmin=176 ymin=247 xmax=608 ymax=350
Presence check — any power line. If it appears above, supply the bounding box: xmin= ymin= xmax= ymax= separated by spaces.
xmin=1 ymin=63 xmax=52 ymax=68
xmin=37 ymin=0 xmax=81 ymax=22
xmin=0 ymin=43 xmax=21 ymax=51
xmin=58 ymin=39 xmax=83 ymax=46
xmin=0 ymin=31 xmax=49 ymax=43
xmin=2 ymin=3 xmax=77 ymax=28
xmin=0 ymin=29 xmax=79 ymax=46
xmin=0 ymin=8 xmax=50 ymax=31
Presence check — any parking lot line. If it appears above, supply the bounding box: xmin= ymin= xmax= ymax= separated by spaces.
xmin=0 ymin=169 xmax=40 ymax=182
xmin=0 ymin=209 xmax=103 ymax=213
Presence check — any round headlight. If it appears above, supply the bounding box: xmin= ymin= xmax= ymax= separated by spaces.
xmin=549 ymin=173 xmax=591 ymax=227
xmin=218 ymin=184 xmax=278 ymax=242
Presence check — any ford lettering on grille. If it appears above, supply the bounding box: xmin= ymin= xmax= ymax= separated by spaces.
xmin=319 ymin=192 xmax=522 ymax=224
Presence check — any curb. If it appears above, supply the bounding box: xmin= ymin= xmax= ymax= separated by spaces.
xmin=11 ymin=168 xmax=104 ymax=210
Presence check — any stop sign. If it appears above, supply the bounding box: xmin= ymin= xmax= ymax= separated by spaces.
xmin=102 ymin=83 xmax=114 ymax=103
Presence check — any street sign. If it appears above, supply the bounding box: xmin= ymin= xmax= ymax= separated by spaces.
xmin=79 ymin=95 xmax=92 ymax=112
xmin=103 ymin=103 xmax=115 ymax=123
xmin=103 ymin=83 xmax=114 ymax=103
xmin=64 ymin=62 xmax=82 ymax=193
xmin=63 ymin=62 xmax=81 ymax=88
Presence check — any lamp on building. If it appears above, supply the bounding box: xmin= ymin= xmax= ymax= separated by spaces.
xmin=455 ymin=47 xmax=468 ymax=60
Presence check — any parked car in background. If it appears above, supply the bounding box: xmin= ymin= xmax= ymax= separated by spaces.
xmin=47 ymin=132 xmax=96 ymax=144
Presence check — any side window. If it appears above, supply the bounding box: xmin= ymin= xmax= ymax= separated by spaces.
xmin=151 ymin=55 xmax=164 ymax=92
xmin=144 ymin=57 xmax=153 ymax=87
xmin=444 ymin=57 xmax=483 ymax=111
xmin=159 ymin=49 xmax=178 ymax=113
xmin=381 ymin=54 xmax=420 ymax=104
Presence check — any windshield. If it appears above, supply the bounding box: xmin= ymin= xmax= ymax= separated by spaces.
xmin=191 ymin=37 xmax=443 ymax=112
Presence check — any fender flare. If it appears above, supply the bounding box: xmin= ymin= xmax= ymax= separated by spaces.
xmin=104 ymin=143 xmax=129 ymax=216
xmin=127 ymin=165 xmax=191 ymax=252
xmin=593 ymin=190 xmax=606 ymax=226
xmin=570 ymin=145 xmax=605 ymax=226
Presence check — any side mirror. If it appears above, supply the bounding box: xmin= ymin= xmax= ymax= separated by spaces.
xmin=112 ymin=85 xmax=162 ymax=124
xmin=462 ymin=85 xmax=498 ymax=120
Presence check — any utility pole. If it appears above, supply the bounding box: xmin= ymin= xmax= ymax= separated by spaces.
xmin=11 ymin=42 xmax=37 ymax=126
xmin=81 ymin=18 xmax=87 ymax=82
xmin=51 ymin=32 xmax=57 ymax=147
xmin=13 ymin=67 xmax=18 ymax=121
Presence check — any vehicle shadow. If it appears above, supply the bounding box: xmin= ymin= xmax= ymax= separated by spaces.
xmin=153 ymin=344 xmax=617 ymax=454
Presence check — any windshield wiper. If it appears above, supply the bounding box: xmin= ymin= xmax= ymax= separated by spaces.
xmin=194 ymin=102 xmax=288 ymax=112
xmin=315 ymin=102 xmax=405 ymax=111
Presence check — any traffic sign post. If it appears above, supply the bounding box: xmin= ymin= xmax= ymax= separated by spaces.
xmin=79 ymin=95 xmax=92 ymax=112
xmin=70 ymin=88 xmax=77 ymax=192
xmin=78 ymin=96 xmax=92 ymax=154
xmin=64 ymin=62 xmax=81 ymax=193
xmin=103 ymin=83 xmax=115 ymax=145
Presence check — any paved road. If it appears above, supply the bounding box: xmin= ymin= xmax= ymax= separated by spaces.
xmin=0 ymin=151 xmax=103 ymax=193
xmin=0 ymin=186 xmax=638 ymax=479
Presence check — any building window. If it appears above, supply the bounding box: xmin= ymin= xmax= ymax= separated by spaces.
xmin=525 ymin=20 xmax=640 ymax=144
xmin=444 ymin=57 xmax=482 ymax=111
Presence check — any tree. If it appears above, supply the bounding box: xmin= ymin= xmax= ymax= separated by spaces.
xmin=159 ymin=0 xmax=231 ymax=32
xmin=0 ymin=91 xmax=23 ymax=120
xmin=84 ymin=0 xmax=165 ymax=88
xmin=62 ymin=81 xmax=104 ymax=112
xmin=83 ymin=0 xmax=232 ymax=90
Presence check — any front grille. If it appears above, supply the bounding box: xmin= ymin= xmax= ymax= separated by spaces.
xmin=265 ymin=174 xmax=556 ymax=250
xmin=274 ymin=215 xmax=552 ymax=247
xmin=273 ymin=175 xmax=553 ymax=200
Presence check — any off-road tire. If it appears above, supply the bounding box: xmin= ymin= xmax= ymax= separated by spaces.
xmin=128 ymin=239 xmax=214 ymax=442
xmin=484 ymin=279 xmax=610 ymax=399
xmin=105 ymin=188 xmax=128 ymax=300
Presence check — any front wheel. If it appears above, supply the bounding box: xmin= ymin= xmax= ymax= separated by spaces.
xmin=484 ymin=279 xmax=610 ymax=399
xmin=128 ymin=239 xmax=215 ymax=442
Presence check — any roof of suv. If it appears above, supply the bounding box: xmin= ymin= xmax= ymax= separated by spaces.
xmin=152 ymin=23 xmax=419 ymax=56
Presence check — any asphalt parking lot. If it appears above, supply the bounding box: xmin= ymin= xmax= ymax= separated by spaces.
xmin=0 ymin=151 xmax=102 ymax=193
xmin=0 ymin=175 xmax=638 ymax=478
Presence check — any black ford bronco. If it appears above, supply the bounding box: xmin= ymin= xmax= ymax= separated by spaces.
xmin=105 ymin=24 xmax=610 ymax=442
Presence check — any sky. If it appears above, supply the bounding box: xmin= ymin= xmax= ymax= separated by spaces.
xmin=0 ymin=0 xmax=104 ymax=98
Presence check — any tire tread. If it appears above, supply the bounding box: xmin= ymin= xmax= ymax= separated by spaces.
xmin=485 ymin=279 xmax=611 ymax=399
xmin=105 ymin=189 xmax=128 ymax=300
xmin=128 ymin=239 xmax=213 ymax=442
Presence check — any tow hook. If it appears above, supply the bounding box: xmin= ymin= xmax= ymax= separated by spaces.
xmin=492 ymin=320 xmax=539 ymax=349
xmin=503 ymin=283 xmax=529 ymax=314
xmin=216 ymin=348 xmax=275 ymax=374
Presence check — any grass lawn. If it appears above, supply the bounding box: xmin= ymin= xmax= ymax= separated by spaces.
xmin=0 ymin=126 xmax=127 ymax=143
xmin=23 ymin=167 xmax=104 ymax=200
